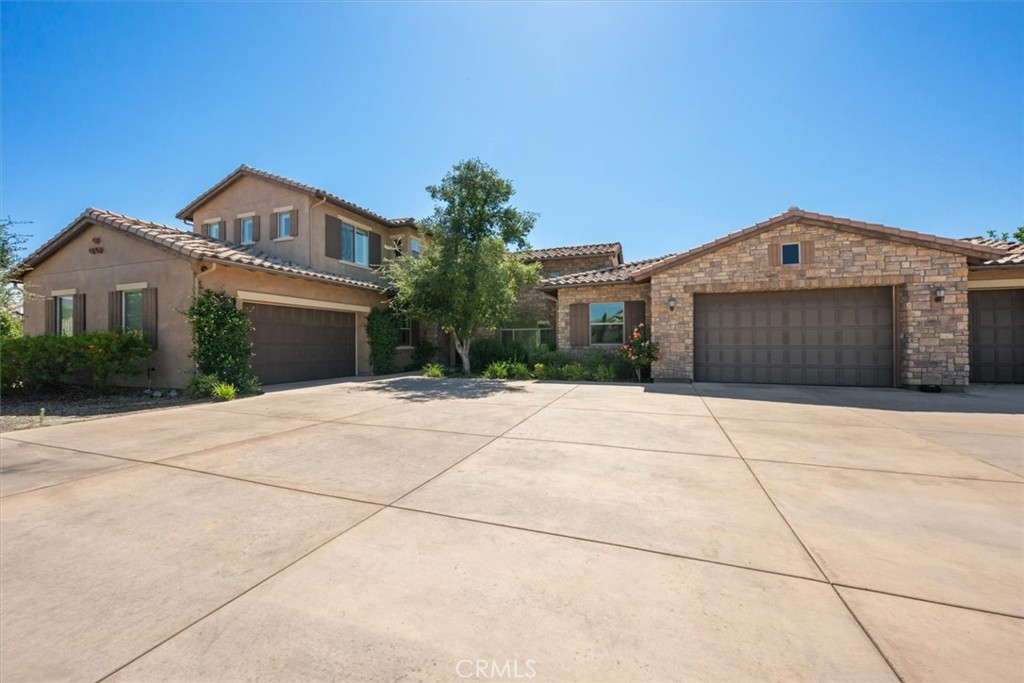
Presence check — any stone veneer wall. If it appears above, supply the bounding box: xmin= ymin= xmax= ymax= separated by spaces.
xmin=649 ymin=222 xmax=970 ymax=387
xmin=555 ymin=282 xmax=652 ymax=351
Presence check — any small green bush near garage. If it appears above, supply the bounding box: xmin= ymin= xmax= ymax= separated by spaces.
xmin=481 ymin=360 xmax=531 ymax=380
xmin=422 ymin=363 xmax=446 ymax=378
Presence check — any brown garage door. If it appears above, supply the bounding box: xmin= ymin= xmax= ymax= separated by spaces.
xmin=245 ymin=303 xmax=356 ymax=385
xmin=694 ymin=287 xmax=894 ymax=387
xmin=969 ymin=289 xmax=1024 ymax=383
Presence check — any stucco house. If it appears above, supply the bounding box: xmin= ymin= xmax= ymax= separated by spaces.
xmin=541 ymin=209 xmax=1021 ymax=389
xmin=16 ymin=167 xmax=1022 ymax=390
xmin=18 ymin=166 xmax=431 ymax=387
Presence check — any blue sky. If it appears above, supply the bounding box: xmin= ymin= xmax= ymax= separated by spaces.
xmin=2 ymin=2 xmax=1021 ymax=261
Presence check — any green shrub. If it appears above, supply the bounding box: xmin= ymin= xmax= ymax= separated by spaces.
xmin=592 ymin=363 xmax=617 ymax=381
xmin=561 ymin=363 xmax=588 ymax=381
xmin=1 ymin=331 xmax=151 ymax=392
xmin=211 ymin=382 xmax=237 ymax=401
xmin=186 ymin=290 xmax=259 ymax=391
xmin=482 ymin=360 xmax=531 ymax=380
xmin=185 ymin=372 xmax=220 ymax=398
xmin=366 ymin=307 xmax=402 ymax=374
xmin=423 ymin=363 xmax=446 ymax=378
xmin=412 ymin=338 xmax=438 ymax=368
xmin=0 ymin=308 xmax=22 ymax=340
xmin=469 ymin=338 xmax=505 ymax=373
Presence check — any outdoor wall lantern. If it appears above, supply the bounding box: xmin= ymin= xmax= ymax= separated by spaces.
xmin=667 ymin=295 xmax=677 ymax=311
xmin=934 ymin=286 xmax=946 ymax=302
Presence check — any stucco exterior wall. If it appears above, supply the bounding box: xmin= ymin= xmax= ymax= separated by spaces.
xmin=555 ymin=282 xmax=652 ymax=351
xmin=21 ymin=224 xmax=196 ymax=388
xmin=648 ymin=222 xmax=971 ymax=387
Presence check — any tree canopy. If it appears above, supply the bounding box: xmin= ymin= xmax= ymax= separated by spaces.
xmin=383 ymin=159 xmax=540 ymax=374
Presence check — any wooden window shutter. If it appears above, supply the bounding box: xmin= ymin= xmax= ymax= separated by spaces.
xmin=234 ymin=218 xmax=242 ymax=243
xmin=369 ymin=232 xmax=382 ymax=267
xmin=143 ymin=288 xmax=159 ymax=349
xmin=252 ymin=214 xmax=261 ymax=242
xmin=411 ymin=319 xmax=421 ymax=344
xmin=800 ymin=240 xmax=815 ymax=264
xmin=325 ymin=215 xmax=342 ymax=258
xmin=569 ymin=303 xmax=590 ymax=347
xmin=108 ymin=291 xmax=123 ymax=331
xmin=290 ymin=209 xmax=299 ymax=237
xmin=44 ymin=298 xmax=56 ymax=335
xmin=270 ymin=212 xmax=279 ymax=240
xmin=72 ymin=294 xmax=86 ymax=335
xmin=768 ymin=242 xmax=781 ymax=267
xmin=624 ymin=301 xmax=646 ymax=337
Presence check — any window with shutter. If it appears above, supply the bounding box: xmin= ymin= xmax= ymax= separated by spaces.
xmin=325 ymin=215 xmax=342 ymax=259
xmin=569 ymin=303 xmax=590 ymax=347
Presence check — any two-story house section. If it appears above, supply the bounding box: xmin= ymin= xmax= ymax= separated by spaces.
xmin=19 ymin=166 xmax=428 ymax=387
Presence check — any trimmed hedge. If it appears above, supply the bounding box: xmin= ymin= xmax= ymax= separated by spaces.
xmin=1 ymin=331 xmax=152 ymax=391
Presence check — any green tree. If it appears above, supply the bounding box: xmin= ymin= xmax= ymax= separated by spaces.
xmin=0 ymin=217 xmax=30 ymax=339
xmin=383 ymin=159 xmax=541 ymax=375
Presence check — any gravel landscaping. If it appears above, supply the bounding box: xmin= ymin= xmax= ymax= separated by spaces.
xmin=0 ymin=388 xmax=201 ymax=432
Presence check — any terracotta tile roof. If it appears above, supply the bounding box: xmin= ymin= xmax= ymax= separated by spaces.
xmin=176 ymin=164 xmax=415 ymax=228
xmin=17 ymin=208 xmax=389 ymax=292
xmin=521 ymin=242 xmax=622 ymax=260
xmin=629 ymin=208 xmax=1006 ymax=279
xmin=960 ymin=237 xmax=1024 ymax=266
xmin=540 ymin=254 xmax=676 ymax=288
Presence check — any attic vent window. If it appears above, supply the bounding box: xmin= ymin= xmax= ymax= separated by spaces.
xmin=781 ymin=243 xmax=800 ymax=265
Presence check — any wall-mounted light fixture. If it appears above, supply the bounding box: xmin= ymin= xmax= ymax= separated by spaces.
xmin=934 ymin=286 xmax=946 ymax=302
xmin=667 ymin=295 xmax=677 ymax=311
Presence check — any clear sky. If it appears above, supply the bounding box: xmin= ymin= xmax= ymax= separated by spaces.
xmin=2 ymin=2 xmax=1022 ymax=261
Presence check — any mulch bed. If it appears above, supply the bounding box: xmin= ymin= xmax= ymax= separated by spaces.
xmin=0 ymin=387 xmax=202 ymax=433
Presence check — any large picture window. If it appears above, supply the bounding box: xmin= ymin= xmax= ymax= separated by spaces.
xmin=589 ymin=302 xmax=624 ymax=344
xmin=501 ymin=322 xmax=554 ymax=350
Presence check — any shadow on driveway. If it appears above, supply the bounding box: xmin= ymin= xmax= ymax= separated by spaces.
xmin=350 ymin=377 xmax=531 ymax=402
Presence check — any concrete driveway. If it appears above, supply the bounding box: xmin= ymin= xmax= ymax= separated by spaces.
xmin=1 ymin=378 xmax=1021 ymax=682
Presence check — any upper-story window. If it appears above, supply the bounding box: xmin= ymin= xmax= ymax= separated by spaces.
xmin=410 ymin=237 xmax=422 ymax=258
xmin=342 ymin=223 xmax=370 ymax=267
xmin=56 ymin=295 xmax=75 ymax=337
xmin=277 ymin=211 xmax=292 ymax=238
xmin=203 ymin=220 xmax=224 ymax=239
xmin=781 ymin=243 xmax=800 ymax=265
xmin=239 ymin=216 xmax=256 ymax=244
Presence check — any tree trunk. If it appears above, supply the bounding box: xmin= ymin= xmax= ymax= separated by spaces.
xmin=454 ymin=336 xmax=472 ymax=375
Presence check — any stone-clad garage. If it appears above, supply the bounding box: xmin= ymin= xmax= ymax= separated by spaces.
xmin=692 ymin=287 xmax=894 ymax=387
xmin=245 ymin=303 xmax=357 ymax=385
xmin=547 ymin=209 xmax=1006 ymax=390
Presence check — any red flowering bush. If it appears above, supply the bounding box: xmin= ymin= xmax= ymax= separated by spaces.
xmin=619 ymin=323 xmax=660 ymax=383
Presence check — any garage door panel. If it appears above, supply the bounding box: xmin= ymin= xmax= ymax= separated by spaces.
xmin=969 ymin=289 xmax=1024 ymax=383
xmin=693 ymin=288 xmax=894 ymax=387
xmin=246 ymin=304 xmax=356 ymax=385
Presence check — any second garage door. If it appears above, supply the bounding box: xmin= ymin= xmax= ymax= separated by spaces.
xmin=693 ymin=287 xmax=894 ymax=387
xmin=245 ymin=303 xmax=356 ymax=385
xmin=969 ymin=288 xmax=1024 ymax=383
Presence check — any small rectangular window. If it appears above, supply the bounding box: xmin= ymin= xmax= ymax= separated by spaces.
xmin=122 ymin=290 xmax=144 ymax=332
xmin=240 ymin=217 xmax=255 ymax=243
xmin=781 ymin=243 xmax=800 ymax=265
xmin=205 ymin=221 xmax=222 ymax=239
xmin=57 ymin=296 xmax=74 ymax=337
xmin=342 ymin=223 xmax=354 ymax=262
xmin=399 ymin=317 xmax=412 ymax=346
xmin=410 ymin=237 xmax=422 ymax=258
xmin=278 ymin=212 xmax=292 ymax=238
xmin=589 ymin=302 xmax=625 ymax=345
